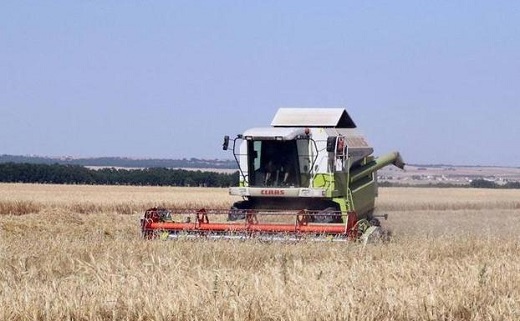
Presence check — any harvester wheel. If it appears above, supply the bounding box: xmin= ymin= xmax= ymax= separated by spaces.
xmin=361 ymin=226 xmax=392 ymax=244
xmin=369 ymin=218 xmax=381 ymax=227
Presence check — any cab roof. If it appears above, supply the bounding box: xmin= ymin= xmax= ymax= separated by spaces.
xmin=271 ymin=108 xmax=357 ymax=128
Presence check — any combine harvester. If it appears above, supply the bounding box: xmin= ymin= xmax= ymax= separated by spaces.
xmin=141 ymin=108 xmax=405 ymax=242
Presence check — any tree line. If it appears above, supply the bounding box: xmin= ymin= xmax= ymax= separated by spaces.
xmin=0 ymin=163 xmax=239 ymax=187
xmin=469 ymin=179 xmax=520 ymax=189
xmin=0 ymin=163 xmax=518 ymax=189
xmin=0 ymin=155 xmax=236 ymax=169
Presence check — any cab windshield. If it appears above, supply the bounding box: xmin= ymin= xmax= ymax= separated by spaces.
xmin=247 ymin=139 xmax=310 ymax=187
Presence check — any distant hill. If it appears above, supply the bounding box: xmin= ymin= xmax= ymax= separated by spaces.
xmin=0 ymin=155 xmax=237 ymax=170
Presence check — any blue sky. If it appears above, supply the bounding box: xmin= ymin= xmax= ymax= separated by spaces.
xmin=1 ymin=1 xmax=519 ymax=166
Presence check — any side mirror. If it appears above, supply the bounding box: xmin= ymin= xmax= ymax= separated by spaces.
xmin=326 ymin=137 xmax=336 ymax=152
xmin=222 ymin=135 xmax=230 ymax=150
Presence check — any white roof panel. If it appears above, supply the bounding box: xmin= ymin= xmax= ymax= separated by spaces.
xmin=271 ymin=108 xmax=356 ymax=128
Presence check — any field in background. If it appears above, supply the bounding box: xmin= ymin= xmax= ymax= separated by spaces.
xmin=1 ymin=184 xmax=519 ymax=320
xmin=379 ymin=164 xmax=520 ymax=186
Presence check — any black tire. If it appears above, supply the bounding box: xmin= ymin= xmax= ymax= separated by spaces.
xmin=369 ymin=218 xmax=381 ymax=227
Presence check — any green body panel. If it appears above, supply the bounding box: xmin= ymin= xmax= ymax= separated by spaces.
xmin=332 ymin=197 xmax=349 ymax=212
xmin=310 ymin=152 xmax=404 ymax=221
xmin=312 ymin=173 xmax=335 ymax=197
xmin=314 ymin=166 xmax=375 ymax=220
xmin=349 ymin=179 xmax=377 ymax=220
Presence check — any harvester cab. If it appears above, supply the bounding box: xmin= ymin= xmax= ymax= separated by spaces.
xmin=142 ymin=108 xmax=405 ymax=241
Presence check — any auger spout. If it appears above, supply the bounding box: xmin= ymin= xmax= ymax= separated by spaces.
xmin=350 ymin=151 xmax=405 ymax=183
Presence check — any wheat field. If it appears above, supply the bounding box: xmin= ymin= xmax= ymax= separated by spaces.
xmin=1 ymin=183 xmax=519 ymax=321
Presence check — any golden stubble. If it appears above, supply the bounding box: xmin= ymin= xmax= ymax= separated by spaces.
xmin=1 ymin=183 xmax=519 ymax=321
